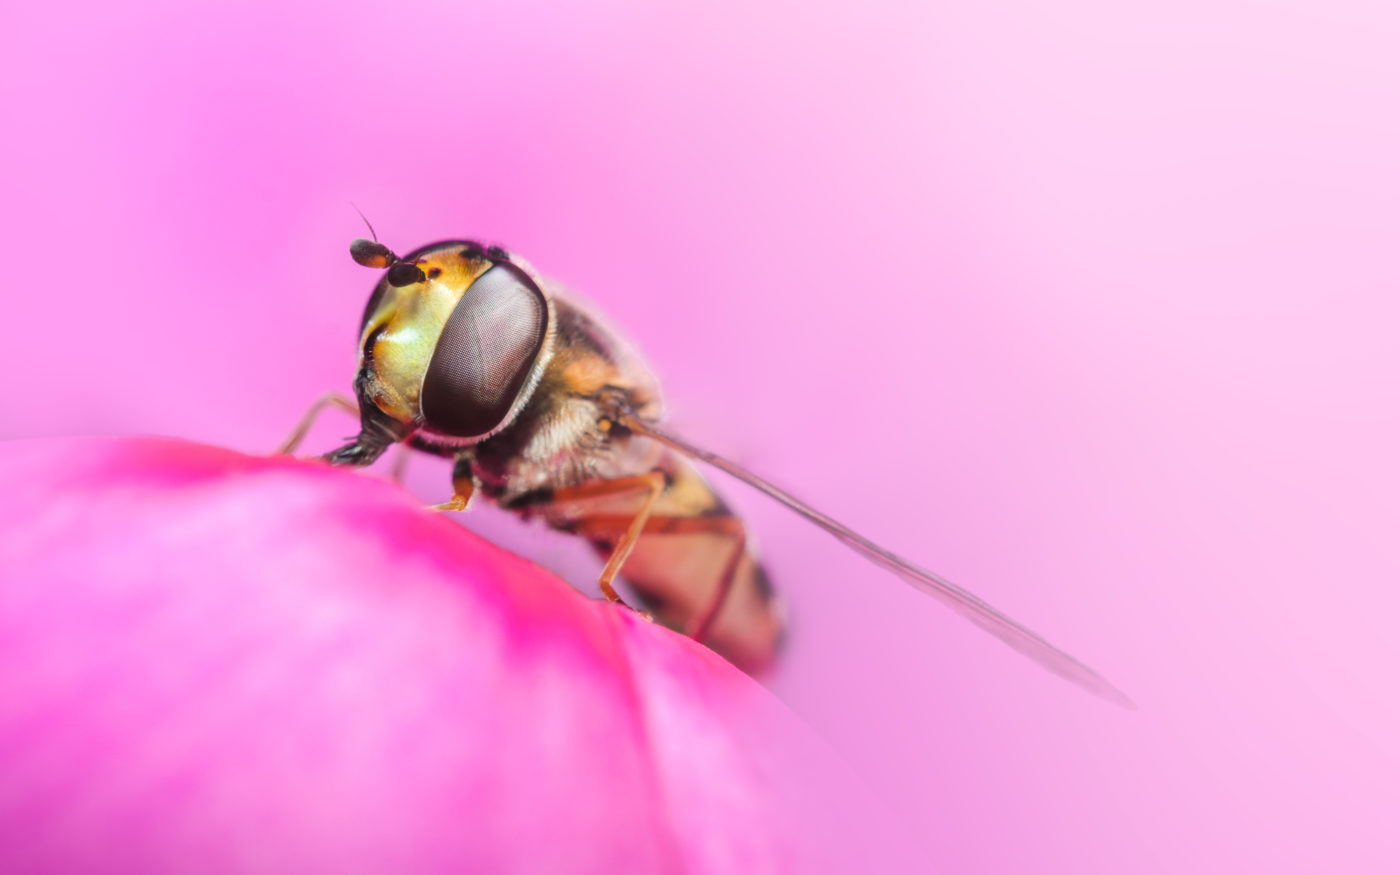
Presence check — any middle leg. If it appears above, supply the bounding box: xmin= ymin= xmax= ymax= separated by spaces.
xmin=503 ymin=473 xmax=668 ymax=607
xmin=429 ymin=456 xmax=478 ymax=513
xmin=542 ymin=472 xmax=667 ymax=605
xmin=571 ymin=513 xmax=748 ymax=642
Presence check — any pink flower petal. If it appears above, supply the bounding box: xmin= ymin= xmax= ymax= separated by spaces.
xmin=0 ymin=437 xmax=919 ymax=873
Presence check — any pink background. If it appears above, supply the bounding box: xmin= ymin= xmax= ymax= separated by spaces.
xmin=4 ymin=1 xmax=1397 ymax=871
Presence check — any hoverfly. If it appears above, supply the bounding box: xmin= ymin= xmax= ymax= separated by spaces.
xmin=280 ymin=234 xmax=1131 ymax=705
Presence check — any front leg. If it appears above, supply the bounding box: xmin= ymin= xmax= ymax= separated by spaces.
xmin=277 ymin=392 xmax=358 ymax=455
xmin=430 ymin=456 xmax=478 ymax=513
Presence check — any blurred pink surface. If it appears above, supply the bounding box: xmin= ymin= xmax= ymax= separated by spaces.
xmin=2 ymin=1 xmax=1397 ymax=872
xmin=0 ymin=437 xmax=909 ymax=873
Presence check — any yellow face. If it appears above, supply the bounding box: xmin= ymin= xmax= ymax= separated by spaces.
xmin=356 ymin=244 xmax=495 ymax=423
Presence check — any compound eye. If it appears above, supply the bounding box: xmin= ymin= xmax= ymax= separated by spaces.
xmin=350 ymin=238 xmax=395 ymax=268
xmin=421 ymin=264 xmax=548 ymax=439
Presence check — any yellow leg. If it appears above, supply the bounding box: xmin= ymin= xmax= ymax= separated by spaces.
xmin=428 ymin=466 xmax=477 ymax=513
xmin=277 ymin=392 xmax=358 ymax=455
xmin=552 ymin=473 xmax=666 ymax=604
xmin=572 ymin=513 xmax=747 ymax=641
xmin=530 ymin=473 xmax=667 ymax=612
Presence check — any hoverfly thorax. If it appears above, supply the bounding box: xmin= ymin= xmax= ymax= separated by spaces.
xmin=352 ymin=241 xmax=556 ymax=446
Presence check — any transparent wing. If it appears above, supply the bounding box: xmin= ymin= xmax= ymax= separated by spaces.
xmin=621 ymin=415 xmax=1134 ymax=708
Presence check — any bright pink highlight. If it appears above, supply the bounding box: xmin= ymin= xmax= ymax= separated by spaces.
xmin=0 ymin=438 xmax=913 ymax=873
